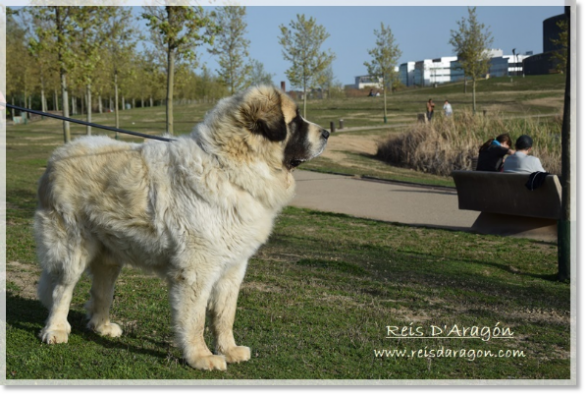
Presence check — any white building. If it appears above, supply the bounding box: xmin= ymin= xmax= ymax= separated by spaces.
xmin=399 ymin=62 xmax=416 ymax=87
xmin=451 ymin=52 xmax=530 ymax=81
xmin=354 ymin=67 xmax=400 ymax=89
xmin=354 ymin=75 xmax=382 ymax=89
xmin=398 ymin=49 xmax=531 ymax=87
xmin=400 ymin=57 xmax=457 ymax=87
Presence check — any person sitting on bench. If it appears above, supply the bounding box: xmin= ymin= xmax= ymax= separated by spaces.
xmin=503 ymin=135 xmax=546 ymax=174
xmin=476 ymin=133 xmax=515 ymax=172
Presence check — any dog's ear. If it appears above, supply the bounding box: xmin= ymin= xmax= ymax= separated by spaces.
xmin=239 ymin=87 xmax=287 ymax=142
xmin=254 ymin=117 xmax=287 ymax=142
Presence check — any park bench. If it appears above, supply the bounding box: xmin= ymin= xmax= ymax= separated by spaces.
xmin=451 ymin=170 xmax=562 ymax=241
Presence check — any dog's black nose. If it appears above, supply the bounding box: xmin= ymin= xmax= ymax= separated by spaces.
xmin=321 ymin=129 xmax=330 ymax=140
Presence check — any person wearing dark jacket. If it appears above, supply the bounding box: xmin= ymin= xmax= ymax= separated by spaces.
xmin=476 ymin=133 xmax=515 ymax=172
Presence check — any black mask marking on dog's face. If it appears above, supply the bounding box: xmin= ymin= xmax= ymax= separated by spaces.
xmin=283 ymin=109 xmax=311 ymax=170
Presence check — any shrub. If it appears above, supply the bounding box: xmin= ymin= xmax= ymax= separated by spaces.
xmin=376 ymin=111 xmax=562 ymax=176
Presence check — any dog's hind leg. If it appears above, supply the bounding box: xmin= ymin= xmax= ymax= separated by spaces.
xmin=85 ymin=252 xmax=123 ymax=338
xmin=36 ymin=214 xmax=93 ymax=344
xmin=208 ymin=260 xmax=251 ymax=364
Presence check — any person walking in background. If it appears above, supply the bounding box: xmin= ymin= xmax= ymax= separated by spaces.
xmin=443 ymin=99 xmax=453 ymax=117
xmin=476 ymin=133 xmax=515 ymax=172
xmin=426 ymin=98 xmax=435 ymax=122
xmin=503 ymin=135 xmax=546 ymax=173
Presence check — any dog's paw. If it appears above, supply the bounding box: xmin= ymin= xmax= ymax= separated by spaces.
xmin=40 ymin=329 xmax=69 ymax=344
xmin=88 ymin=321 xmax=123 ymax=338
xmin=223 ymin=346 xmax=251 ymax=364
xmin=187 ymin=354 xmax=227 ymax=371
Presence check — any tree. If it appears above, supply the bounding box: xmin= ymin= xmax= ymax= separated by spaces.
xmin=247 ymin=59 xmax=273 ymax=87
xmin=314 ymin=65 xmax=337 ymax=100
xmin=6 ymin=8 xmax=28 ymax=119
xmin=104 ymin=7 xmax=138 ymax=135
xmin=71 ymin=7 xmax=117 ymax=135
xmin=26 ymin=10 xmax=58 ymax=114
xmin=364 ymin=22 xmax=402 ymax=123
xmin=29 ymin=6 xmax=77 ymax=142
xmin=550 ymin=18 xmax=568 ymax=73
xmin=142 ymin=6 xmax=217 ymax=134
xmin=247 ymin=59 xmax=274 ymax=87
xmin=211 ymin=6 xmax=250 ymax=94
xmin=449 ymin=7 xmax=494 ymax=114
xmin=278 ymin=14 xmax=335 ymax=117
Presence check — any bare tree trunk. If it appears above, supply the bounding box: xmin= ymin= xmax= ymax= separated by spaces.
xmin=302 ymin=73 xmax=307 ymax=118
xmin=40 ymin=73 xmax=47 ymax=113
xmin=98 ymin=94 xmax=103 ymax=114
xmin=383 ymin=77 xmax=388 ymax=123
xmin=472 ymin=78 xmax=476 ymax=114
xmin=114 ymin=71 xmax=120 ymax=138
xmin=558 ymin=5 xmax=571 ymax=281
xmin=61 ymin=72 xmax=71 ymax=142
xmin=166 ymin=47 xmax=175 ymax=134
xmin=54 ymin=88 xmax=59 ymax=112
xmin=86 ymin=83 xmax=92 ymax=135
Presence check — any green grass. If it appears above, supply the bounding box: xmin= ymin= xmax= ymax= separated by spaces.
xmin=300 ymin=153 xmax=456 ymax=188
xmin=5 ymin=77 xmax=570 ymax=380
xmin=6 ymin=207 xmax=570 ymax=380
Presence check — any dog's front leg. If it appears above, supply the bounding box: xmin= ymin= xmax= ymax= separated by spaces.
xmin=208 ymin=260 xmax=251 ymax=364
xmin=168 ymin=269 xmax=227 ymax=371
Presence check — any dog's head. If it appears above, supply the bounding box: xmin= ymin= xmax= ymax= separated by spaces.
xmin=210 ymin=85 xmax=329 ymax=171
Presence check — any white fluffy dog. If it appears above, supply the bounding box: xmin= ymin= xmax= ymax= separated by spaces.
xmin=34 ymin=86 xmax=329 ymax=370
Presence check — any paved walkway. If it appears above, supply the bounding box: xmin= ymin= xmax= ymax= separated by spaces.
xmin=291 ymin=170 xmax=479 ymax=231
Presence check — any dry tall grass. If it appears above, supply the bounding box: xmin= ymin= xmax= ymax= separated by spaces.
xmin=376 ymin=112 xmax=562 ymax=176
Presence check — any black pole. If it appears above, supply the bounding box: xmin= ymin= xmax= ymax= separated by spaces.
xmin=557 ymin=5 xmax=571 ymax=282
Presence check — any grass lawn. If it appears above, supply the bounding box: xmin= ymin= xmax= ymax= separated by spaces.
xmin=4 ymin=76 xmax=570 ymax=381
xmin=5 ymin=205 xmax=570 ymax=380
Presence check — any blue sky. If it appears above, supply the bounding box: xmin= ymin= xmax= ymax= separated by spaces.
xmin=123 ymin=4 xmax=567 ymax=88
xmin=7 ymin=2 xmax=568 ymax=88
xmin=222 ymin=6 xmax=565 ymax=87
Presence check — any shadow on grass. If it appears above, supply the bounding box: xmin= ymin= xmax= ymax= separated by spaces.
xmin=6 ymin=292 xmax=168 ymax=361
xmin=269 ymin=212 xmax=567 ymax=309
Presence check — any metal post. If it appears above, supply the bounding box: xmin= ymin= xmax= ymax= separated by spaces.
xmin=330 ymin=121 xmax=335 ymax=134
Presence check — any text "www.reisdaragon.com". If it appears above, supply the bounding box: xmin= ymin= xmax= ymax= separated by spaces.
xmin=374 ymin=347 xmax=526 ymax=362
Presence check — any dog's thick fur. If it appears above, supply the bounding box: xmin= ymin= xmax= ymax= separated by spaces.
xmin=34 ymin=86 xmax=329 ymax=371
